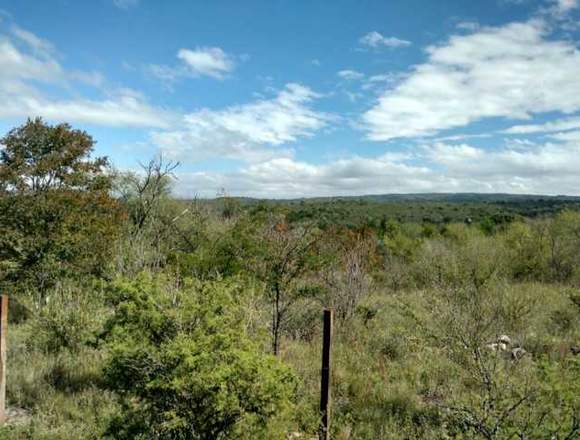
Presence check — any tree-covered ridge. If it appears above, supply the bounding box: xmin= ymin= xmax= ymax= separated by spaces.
xmin=221 ymin=194 xmax=580 ymax=230
xmin=0 ymin=120 xmax=578 ymax=439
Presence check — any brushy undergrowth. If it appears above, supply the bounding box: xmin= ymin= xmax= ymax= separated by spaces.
xmin=1 ymin=120 xmax=579 ymax=439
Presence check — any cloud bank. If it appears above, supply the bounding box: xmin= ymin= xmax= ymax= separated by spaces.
xmin=363 ymin=19 xmax=580 ymax=140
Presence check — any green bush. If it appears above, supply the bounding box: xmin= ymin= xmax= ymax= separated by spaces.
xmin=101 ymin=275 xmax=297 ymax=439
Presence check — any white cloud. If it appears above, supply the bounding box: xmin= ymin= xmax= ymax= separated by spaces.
xmin=148 ymin=64 xmax=181 ymax=84
xmin=427 ymin=140 xmax=580 ymax=187
xmin=361 ymin=73 xmax=407 ymax=91
xmin=503 ymin=116 xmax=580 ymax=134
xmin=543 ymin=0 xmax=579 ymax=27
xmin=553 ymin=0 xmax=578 ymax=14
xmin=359 ymin=31 xmax=411 ymax=49
xmin=456 ymin=21 xmax=480 ymax=31
xmin=433 ymin=133 xmax=492 ymax=142
xmin=337 ymin=69 xmax=364 ymax=80
xmin=152 ymin=83 xmax=328 ymax=162
xmin=0 ymin=24 xmax=172 ymax=127
xmin=149 ymin=46 xmax=236 ymax=84
xmin=0 ymin=39 xmax=63 ymax=83
xmin=367 ymin=74 xmax=393 ymax=83
xmin=427 ymin=143 xmax=485 ymax=166
xmin=177 ymin=47 xmax=234 ymax=79
xmin=173 ymin=154 xmax=431 ymax=198
xmin=173 ymin=134 xmax=580 ymax=198
xmin=499 ymin=0 xmax=528 ymax=6
xmin=10 ymin=25 xmax=55 ymax=58
xmin=0 ymin=89 xmax=172 ymax=128
xmin=363 ymin=19 xmax=580 ymax=140
xmin=550 ymin=129 xmax=580 ymax=142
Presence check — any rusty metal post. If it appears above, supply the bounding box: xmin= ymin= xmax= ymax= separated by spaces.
xmin=319 ymin=308 xmax=333 ymax=440
xmin=0 ymin=295 xmax=8 ymax=425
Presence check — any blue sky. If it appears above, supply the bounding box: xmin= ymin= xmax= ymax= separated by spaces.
xmin=1 ymin=0 xmax=580 ymax=197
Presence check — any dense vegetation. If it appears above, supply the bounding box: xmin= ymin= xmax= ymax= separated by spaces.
xmin=232 ymin=193 xmax=580 ymax=230
xmin=0 ymin=119 xmax=579 ymax=439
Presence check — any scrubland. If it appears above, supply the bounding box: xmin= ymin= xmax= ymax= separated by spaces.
xmin=1 ymin=120 xmax=579 ymax=439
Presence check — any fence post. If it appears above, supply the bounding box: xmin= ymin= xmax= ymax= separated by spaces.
xmin=319 ymin=308 xmax=333 ymax=440
xmin=0 ymin=295 xmax=7 ymax=425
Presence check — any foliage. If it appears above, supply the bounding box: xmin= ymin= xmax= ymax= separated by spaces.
xmin=101 ymin=275 xmax=297 ymax=439
xmin=246 ymin=216 xmax=328 ymax=355
xmin=0 ymin=118 xmax=123 ymax=296
xmin=2 ymin=120 xmax=580 ymax=439
xmin=0 ymin=117 xmax=110 ymax=193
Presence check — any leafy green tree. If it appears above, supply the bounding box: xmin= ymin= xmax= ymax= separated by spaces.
xmin=102 ymin=275 xmax=297 ymax=439
xmin=0 ymin=118 xmax=122 ymax=297
xmin=0 ymin=117 xmax=110 ymax=193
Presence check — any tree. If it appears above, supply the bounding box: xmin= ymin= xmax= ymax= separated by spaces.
xmin=249 ymin=216 xmax=324 ymax=355
xmin=116 ymin=156 xmax=179 ymax=232
xmin=0 ymin=117 xmax=110 ymax=193
xmin=0 ymin=118 xmax=123 ymax=297
xmin=114 ymin=156 xmax=213 ymax=275
xmin=321 ymin=227 xmax=376 ymax=320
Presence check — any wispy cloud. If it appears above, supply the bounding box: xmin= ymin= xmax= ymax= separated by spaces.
xmin=0 ymin=22 xmax=172 ymax=127
xmin=503 ymin=116 xmax=580 ymax=134
xmin=359 ymin=31 xmax=411 ymax=49
xmin=152 ymin=83 xmax=328 ymax=163
xmin=148 ymin=46 xmax=236 ymax=85
xmin=456 ymin=21 xmax=480 ymax=31
xmin=337 ymin=69 xmax=364 ymax=81
xmin=177 ymin=47 xmax=235 ymax=79
xmin=552 ymin=0 xmax=578 ymax=14
xmin=361 ymin=73 xmax=407 ymax=91
xmin=539 ymin=0 xmax=579 ymax=23
xmin=10 ymin=24 xmax=55 ymax=58
xmin=0 ymin=89 xmax=173 ymax=128
xmin=550 ymin=130 xmax=580 ymax=142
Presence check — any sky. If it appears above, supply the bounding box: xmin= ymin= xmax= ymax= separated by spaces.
xmin=1 ymin=0 xmax=580 ymax=198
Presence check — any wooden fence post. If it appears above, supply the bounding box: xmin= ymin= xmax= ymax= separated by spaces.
xmin=319 ymin=308 xmax=333 ymax=440
xmin=0 ymin=295 xmax=8 ymax=425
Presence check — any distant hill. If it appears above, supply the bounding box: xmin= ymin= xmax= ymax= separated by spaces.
xmin=226 ymin=193 xmax=580 ymax=204
xmin=207 ymin=193 xmax=580 ymax=227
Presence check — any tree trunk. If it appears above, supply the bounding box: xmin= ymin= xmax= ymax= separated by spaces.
xmin=272 ymin=284 xmax=281 ymax=356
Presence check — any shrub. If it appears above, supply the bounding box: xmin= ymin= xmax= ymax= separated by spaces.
xmin=101 ymin=275 xmax=297 ymax=439
xmin=22 ymin=280 xmax=109 ymax=353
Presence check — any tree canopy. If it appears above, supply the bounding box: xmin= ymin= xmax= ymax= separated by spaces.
xmin=0 ymin=117 xmax=110 ymax=193
xmin=0 ymin=118 xmax=123 ymax=296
